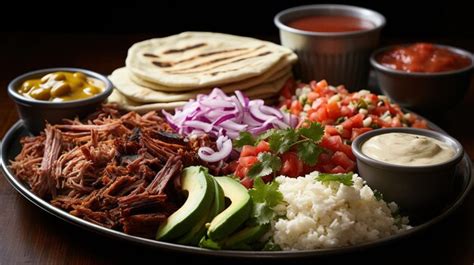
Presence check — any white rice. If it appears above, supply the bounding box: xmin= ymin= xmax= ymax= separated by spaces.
xmin=272 ymin=172 xmax=410 ymax=250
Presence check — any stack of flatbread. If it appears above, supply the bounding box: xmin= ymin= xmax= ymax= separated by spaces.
xmin=108 ymin=32 xmax=297 ymax=113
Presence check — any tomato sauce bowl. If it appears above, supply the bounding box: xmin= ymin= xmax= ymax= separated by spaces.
xmin=274 ymin=4 xmax=385 ymax=90
xmin=370 ymin=43 xmax=474 ymax=114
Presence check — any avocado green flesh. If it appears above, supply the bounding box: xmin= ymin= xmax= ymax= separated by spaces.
xmin=176 ymin=208 xmax=210 ymax=245
xmin=176 ymin=175 xmax=225 ymax=245
xmin=207 ymin=177 xmax=251 ymax=241
xmin=156 ymin=166 xmax=214 ymax=241
xmin=210 ymin=176 xmax=225 ymax=218
xmin=222 ymin=224 xmax=271 ymax=249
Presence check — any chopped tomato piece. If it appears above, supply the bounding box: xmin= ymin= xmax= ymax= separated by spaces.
xmin=331 ymin=151 xmax=356 ymax=172
xmin=240 ymin=145 xmax=257 ymax=157
xmin=307 ymin=92 xmax=319 ymax=103
xmin=340 ymin=105 xmax=352 ymax=116
xmin=255 ymin=141 xmax=270 ymax=153
xmin=351 ymin=127 xmax=373 ymax=141
xmin=290 ymin=100 xmax=303 ymax=115
xmin=341 ymin=118 xmax=353 ymax=130
xmin=391 ymin=116 xmax=402 ymax=127
xmin=234 ymin=165 xmax=247 ymax=179
xmin=314 ymin=107 xmax=328 ymax=123
xmin=412 ymin=119 xmax=428 ymax=128
xmin=326 ymin=101 xmax=341 ymax=119
xmin=320 ymin=135 xmax=343 ymax=152
xmin=238 ymin=156 xmax=258 ymax=167
xmin=349 ymin=113 xmax=365 ymax=128
xmin=318 ymin=152 xmax=331 ymax=163
xmin=280 ymin=152 xmax=304 ymax=177
xmin=330 ymin=165 xmax=346 ymax=174
xmin=340 ymin=128 xmax=351 ymax=139
xmin=325 ymin=125 xmax=339 ymax=136
xmin=240 ymin=177 xmax=254 ymax=189
xmin=339 ymin=143 xmax=356 ymax=160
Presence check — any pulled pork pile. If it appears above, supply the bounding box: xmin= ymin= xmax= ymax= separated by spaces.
xmin=10 ymin=105 xmax=215 ymax=238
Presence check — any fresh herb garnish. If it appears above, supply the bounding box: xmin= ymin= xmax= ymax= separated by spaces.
xmin=296 ymin=141 xmax=322 ymax=166
xmin=247 ymin=153 xmax=282 ymax=179
xmin=236 ymin=122 xmax=325 ymax=178
xmin=316 ymin=172 xmax=354 ymax=186
xmin=233 ymin=131 xmax=256 ymax=147
xmin=298 ymin=122 xmax=325 ymax=141
xmin=248 ymin=178 xmax=283 ymax=225
xmin=256 ymin=129 xmax=276 ymax=143
xmin=268 ymin=128 xmax=299 ymax=154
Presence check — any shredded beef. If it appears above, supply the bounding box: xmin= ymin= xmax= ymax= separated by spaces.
xmin=10 ymin=104 xmax=208 ymax=238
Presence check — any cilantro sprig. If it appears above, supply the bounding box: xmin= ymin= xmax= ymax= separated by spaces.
xmin=247 ymin=153 xmax=282 ymax=179
xmin=248 ymin=178 xmax=283 ymax=225
xmin=316 ymin=172 xmax=354 ymax=186
xmin=236 ymin=122 xmax=325 ymax=179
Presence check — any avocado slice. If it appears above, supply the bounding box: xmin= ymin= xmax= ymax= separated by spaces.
xmin=207 ymin=176 xmax=252 ymax=241
xmin=176 ymin=208 xmax=210 ymax=245
xmin=209 ymin=176 xmax=225 ymax=217
xmin=221 ymin=223 xmax=271 ymax=249
xmin=176 ymin=174 xmax=225 ymax=245
xmin=156 ymin=166 xmax=214 ymax=241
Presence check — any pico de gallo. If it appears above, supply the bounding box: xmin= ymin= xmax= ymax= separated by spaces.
xmin=234 ymin=80 xmax=429 ymax=188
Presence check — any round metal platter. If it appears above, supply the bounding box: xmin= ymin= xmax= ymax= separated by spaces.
xmin=1 ymin=119 xmax=472 ymax=258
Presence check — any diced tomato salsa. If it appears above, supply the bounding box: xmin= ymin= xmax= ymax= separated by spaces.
xmin=234 ymin=80 xmax=428 ymax=187
xmin=281 ymin=80 xmax=428 ymax=175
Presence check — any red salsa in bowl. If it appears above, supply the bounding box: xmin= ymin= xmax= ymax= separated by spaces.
xmin=286 ymin=15 xmax=374 ymax=33
xmin=376 ymin=43 xmax=472 ymax=73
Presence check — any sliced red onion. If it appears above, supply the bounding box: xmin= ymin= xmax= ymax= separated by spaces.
xmin=162 ymin=88 xmax=299 ymax=144
xmin=198 ymin=136 xmax=233 ymax=163
xmin=235 ymin=90 xmax=249 ymax=108
xmin=183 ymin=120 xmax=213 ymax=132
xmin=199 ymin=146 xmax=215 ymax=155
xmin=208 ymin=88 xmax=228 ymax=99
xmin=220 ymin=120 xmax=247 ymax=131
xmin=213 ymin=113 xmax=236 ymax=126
xmin=216 ymin=135 xmax=228 ymax=150
xmin=249 ymin=101 xmax=278 ymax=122
xmin=260 ymin=105 xmax=283 ymax=119
xmin=200 ymin=99 xmax=235 ymax=109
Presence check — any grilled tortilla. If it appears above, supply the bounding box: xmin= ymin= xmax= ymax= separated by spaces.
xmin=128 ymin=57 xmax=293 ymax=92
xmin=126 ymin=32 xmax=296 ymax=89
xmin=110 ymin=67 xmax=291 ymax=103
xmin=107 ymin=74 xmax=289 ymax=113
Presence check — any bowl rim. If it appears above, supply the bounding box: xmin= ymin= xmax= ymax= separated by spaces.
xmin=274 ymin=4 xmax=386 ymax=38
xmin=351 ymin=127 xmax=464 ymax=171
xmin=8 ymin=67 xmax=113 ymax=108
xmin=370 ymin=43 xmax=474 ymax=76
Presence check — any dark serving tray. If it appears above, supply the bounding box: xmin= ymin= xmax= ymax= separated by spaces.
xmin=1 ymin=120 xmax=472 ymax=258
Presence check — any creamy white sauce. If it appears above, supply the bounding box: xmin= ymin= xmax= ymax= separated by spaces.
xmin=361 ymin=132 xmax=455 ymax=166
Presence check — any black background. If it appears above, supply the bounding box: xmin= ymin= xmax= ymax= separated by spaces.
xmin=1 ymin=0 xmax=473 ymax=39
xmin=2 ymin=0 xmax=474 ymax=83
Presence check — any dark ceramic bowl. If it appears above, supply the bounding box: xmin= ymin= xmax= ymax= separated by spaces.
xmin=370 ymin=44 xmax=474 ymax=114
xmin=352 ymin=128 xmax=463 ymax=218
xmin=8 ymin=67 xmax=113 ymax=134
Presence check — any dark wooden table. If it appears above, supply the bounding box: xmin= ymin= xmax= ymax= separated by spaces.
xmin=0 ymin=33 xmax=473 ymax=265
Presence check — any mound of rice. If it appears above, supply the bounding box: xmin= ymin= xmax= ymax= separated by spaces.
xmin=272 ymin=172 xmax=410 ymax=250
